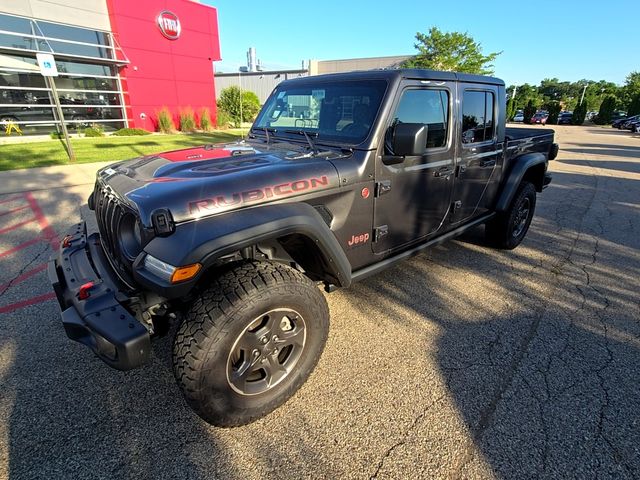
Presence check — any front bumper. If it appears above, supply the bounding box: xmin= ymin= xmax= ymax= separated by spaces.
xmin=48 ymin=222 xmax=150 ymax=370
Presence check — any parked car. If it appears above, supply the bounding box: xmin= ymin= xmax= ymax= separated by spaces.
xmin=586 ymin=111 xmax=597 ymax=121
xmin=611 ymin=111 xmax=628 ymax=124
xmin=531 ymin=112 xmax=549 ymax=124
xmin=49 ymin=69 xmax=558 ymax=427
xmin=558 ymin=112 xmax=573 ymax=125
xmin=627 ymin=119 xmax=640 ymax=132
xmin=621 ymin=115 xmax=640 ymax=130
xmin=633 ymin=123 xmax=640 ymax=133
xmin=611 ymin=116 xmax=629 ymax=129
xmin=513 ymin=112 xmax=524 ymax=122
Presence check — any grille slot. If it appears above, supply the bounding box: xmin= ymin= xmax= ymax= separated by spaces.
xmin=93 ymin=182 xmax=132 ymax=278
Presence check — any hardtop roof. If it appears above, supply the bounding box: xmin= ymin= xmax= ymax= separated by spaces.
xmin=278 ymin=69 xmax=505 ymax=87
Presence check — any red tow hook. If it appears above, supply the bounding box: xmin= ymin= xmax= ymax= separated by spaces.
xmin=78 ymin=281 xmax=95 ymax=300
xmin=62 ymin=235 xmax=73 ymax=248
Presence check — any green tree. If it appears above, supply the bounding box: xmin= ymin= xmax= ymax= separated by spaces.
xmin=572 ymin=99 xmax=587 ymax=125
xmin=595 ymin=95 xmax=617 ymax=124
xmin=546 ymin=101 xmax=562 ymax=124
xmin=523 ymin=100 xmax=537 ymax=124
xmin=506 ymin=94 xmax=517 ymax=120
xmin=628 ymin=92 xmax=640 ymax=116
xmin=622 ymin=71 xmax=640 ymax=110
xmin=402 ymin=27 xmax=501 ymax=75
xmin=217 ymin=86 xmax=261 ymax=127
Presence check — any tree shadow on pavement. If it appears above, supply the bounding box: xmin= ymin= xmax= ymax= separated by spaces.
xmin=337 ymin=168 xmax=640 ymax=478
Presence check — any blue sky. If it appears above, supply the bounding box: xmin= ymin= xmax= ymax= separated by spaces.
xmin=204 ymin=0 xmax=638 ymax=86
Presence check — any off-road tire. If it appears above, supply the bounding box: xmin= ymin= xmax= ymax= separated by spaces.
xmin=172 ymin=261 xmax=329 ymax=427
xmin=486 ymin=181 xmax=536 ymax=249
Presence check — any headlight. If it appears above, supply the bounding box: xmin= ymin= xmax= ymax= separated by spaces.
xmin=119 ymin=214 xmax=143 ymax=260
xmin=143 ymin=255 xmax=201 ymax=284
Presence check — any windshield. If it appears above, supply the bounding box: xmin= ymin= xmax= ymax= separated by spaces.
xmin=253 ymin=80 xmax=388 ymax=144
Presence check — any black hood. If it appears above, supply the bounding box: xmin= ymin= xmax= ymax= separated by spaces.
xmin=96 ymin=140 xmax=342 ymax=225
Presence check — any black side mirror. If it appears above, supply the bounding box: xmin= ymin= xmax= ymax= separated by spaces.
xmin=384 ymin=123 xmax=427 ymax=165
xmin=394 ymin=123 xmax=427 ymax=156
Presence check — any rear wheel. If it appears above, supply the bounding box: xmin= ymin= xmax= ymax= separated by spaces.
xmin=486 ymin=181 xmax=537 ymax=249
xmin=172 ymin=261 xmax=329 ymax=427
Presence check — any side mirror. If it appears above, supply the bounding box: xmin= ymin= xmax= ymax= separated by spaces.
xmin=383 ymin=123 xmax=427 ymax=165
xmin=393 ymin=123 xmax=427 ymax=156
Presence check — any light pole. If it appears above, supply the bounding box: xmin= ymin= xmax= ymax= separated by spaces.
xmin=580 ymin=84 xmax=588 ymax=105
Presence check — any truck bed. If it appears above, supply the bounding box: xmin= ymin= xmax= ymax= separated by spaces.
xmin=505 ymin=126 xmax=554 ymax=141
xmin=504 ymin=126 xmax=555 ymax=169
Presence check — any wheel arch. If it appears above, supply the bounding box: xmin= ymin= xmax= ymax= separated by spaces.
xmin=495 ymin=152 xmax=547 ymax=212
xmin=142 ymin=203 xmax=352 ymax=289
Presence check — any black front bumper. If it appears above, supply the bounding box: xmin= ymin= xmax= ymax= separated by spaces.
xmin=48 ymin=222 xmax=150 ymax=370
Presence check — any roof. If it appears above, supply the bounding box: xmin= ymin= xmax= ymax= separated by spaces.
xmin=279 ymin=69 xmax=505 ymax=87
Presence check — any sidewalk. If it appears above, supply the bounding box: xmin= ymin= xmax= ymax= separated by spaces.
xmin=0 ymin=161 xmax=106 ymax=195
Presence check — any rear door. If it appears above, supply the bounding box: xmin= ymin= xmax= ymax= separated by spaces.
xmin=372 ymin=81 xmax=455 ymax=254
xmin=451 ymin=86 xmax=500 ymax=224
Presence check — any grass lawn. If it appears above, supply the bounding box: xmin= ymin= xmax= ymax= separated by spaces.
xmin=0 ymin=130 xmax=243 ymax=171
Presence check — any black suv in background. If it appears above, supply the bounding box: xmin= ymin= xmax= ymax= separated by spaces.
xmin=557 ymin=112 xmax=573 ymax=125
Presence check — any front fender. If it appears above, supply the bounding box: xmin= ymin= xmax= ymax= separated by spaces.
xmin=496 ymin=152 xmax=547 ymax=212
xmin=140 ymin=203 xmax=352 ymax=290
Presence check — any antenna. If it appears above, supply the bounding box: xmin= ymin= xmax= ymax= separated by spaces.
xmin=238 ymin=69 xmax=244 ymax=140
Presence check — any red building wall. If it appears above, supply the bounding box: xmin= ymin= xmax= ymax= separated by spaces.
xmin=106 ymin=0 xmax=221 ymax=131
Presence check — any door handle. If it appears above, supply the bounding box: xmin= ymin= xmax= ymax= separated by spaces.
xmin=480 ymin=159 xmax=496 ymax=168
xmin=433 ymin=166 xmax=455 ymax=178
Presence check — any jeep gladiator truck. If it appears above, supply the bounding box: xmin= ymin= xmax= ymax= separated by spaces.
xmin=49 ymin=69 xmax=558 ymax=426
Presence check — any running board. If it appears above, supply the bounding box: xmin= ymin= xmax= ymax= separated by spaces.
xmin=351 ymin=213 xmax=495 ymax=283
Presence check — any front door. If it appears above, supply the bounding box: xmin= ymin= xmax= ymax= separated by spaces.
xmin=451 ymin=87 xmax=500 ymax=223
xmin=373 ymin=82 xmax=455 ymax=254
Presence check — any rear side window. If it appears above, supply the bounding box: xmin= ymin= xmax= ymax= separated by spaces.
xmin=462 ymin=91 xmax=495 ymax=144
xmin=391 ymin=89 xmax=449 ymax=149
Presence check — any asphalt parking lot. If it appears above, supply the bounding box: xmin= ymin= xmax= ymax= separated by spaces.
xmin=0 ymin=125 xmax=639 ymax=479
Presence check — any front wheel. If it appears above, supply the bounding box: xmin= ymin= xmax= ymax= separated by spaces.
xmin=172 ymin=261 xmax=329 ymax=427
xmin=486 ymin=181 xmax=537 ymax=249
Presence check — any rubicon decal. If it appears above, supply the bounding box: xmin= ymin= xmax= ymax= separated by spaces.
xmin=189 ymin=176 xmax=329 ymax=214
xmin=157 ymin=11 xmax=181 ymax=40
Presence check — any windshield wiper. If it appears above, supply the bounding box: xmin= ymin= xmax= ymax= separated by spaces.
xmin=250 ymin=126 xmax=277 ymax=144
xmin=284 ymin=129 xmax=319 ymax=155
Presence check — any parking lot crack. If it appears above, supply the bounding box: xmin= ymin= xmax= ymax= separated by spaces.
xmin=369 ymin=393 xmax=446 ymax=479
xmin=0 ymin=242 xmax=51 ymax=298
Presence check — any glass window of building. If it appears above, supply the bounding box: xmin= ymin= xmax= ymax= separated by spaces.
xmin=0 ymin=12 xmax=127 ymax=135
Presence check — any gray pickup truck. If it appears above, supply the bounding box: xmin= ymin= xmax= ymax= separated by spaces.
xmin=49 ymin=69 xmax=558 ymax=426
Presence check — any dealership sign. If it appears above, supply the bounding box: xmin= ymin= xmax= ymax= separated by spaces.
xmin=157 ymin=11 xmax=181 ymax=40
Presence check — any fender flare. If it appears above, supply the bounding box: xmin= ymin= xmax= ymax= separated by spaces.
xmin=495 ymin=152 xmax=547 ymax=212
xmin=142 ymin=202 xmax=352 ymax=288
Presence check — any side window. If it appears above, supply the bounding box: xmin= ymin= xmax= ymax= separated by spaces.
xmin=462 ymin=91 xmax=495 ymax=144
xmin=390 ymin=89 xmax=449 ymax=150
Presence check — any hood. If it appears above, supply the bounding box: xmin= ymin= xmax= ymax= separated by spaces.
xmin=96 ymin=140 xmax=342 ymax=225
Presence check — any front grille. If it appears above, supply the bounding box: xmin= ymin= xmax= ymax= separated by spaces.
xmin=93 ymin=182 xmax=133 ymax=279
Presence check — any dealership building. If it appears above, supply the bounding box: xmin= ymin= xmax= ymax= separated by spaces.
xmin=0 ymin=0 xmax=221 ymax=135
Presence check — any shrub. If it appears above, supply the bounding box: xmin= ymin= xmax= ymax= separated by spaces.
xmin=215 ymin=108 xmax=233 ymax=129
xmin=572 ymin=99 xmax=587 ymax=125
xmin=506 ymin=96 xmax=517 ymax=120
xmin=523 ymin=100 xmax=537 ymax=124
xmin=112 ymin=128 xmax=151 ymax=136
xmin=595 ymin=96 xmax=617 ymax=124
xmin=156 ymin=107 xmax=175 ymax=133
xmin=217 ymin=86 xmax=261 ymax=127
xmin=179 ymin=107 xmax=197 ymax=132
xmin=50 ymin=131 xmax=62 ymax=139
xmin=199 ymin=107 xmax=213 ymax=131
xmin=628 ymin=92 xmax=640 ymax=117
xmin=546 ymin=101 xmax=562 ymax=124
xmin=83 ymin=124 xmax=104 ymax=137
